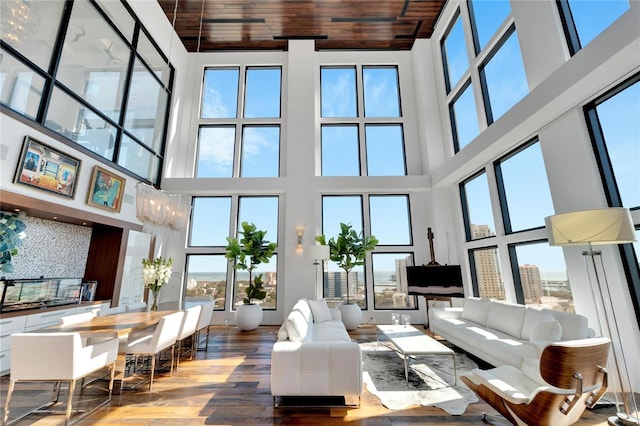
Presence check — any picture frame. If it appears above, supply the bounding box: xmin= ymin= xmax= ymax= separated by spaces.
xmin=87 ymin=165 xmax=126 ymax=212
xmin=13 ymin=136 xmax=81 ymax=199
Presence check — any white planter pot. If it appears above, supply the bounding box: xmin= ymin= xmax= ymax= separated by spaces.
xmin=235 ymin=303 xmax=263 ymax=331
xmin=339 ymin=303 xmax=362 ymax=330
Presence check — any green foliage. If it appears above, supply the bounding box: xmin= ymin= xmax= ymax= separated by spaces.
xmin=315 ymin=222 xmax=378 ymax=304
xmin=0 ymin=212 xmax=27 ymax=274
xmin=225 ymin=222 xmax=276 ymax=304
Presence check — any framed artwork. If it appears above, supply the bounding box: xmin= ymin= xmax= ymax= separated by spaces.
xmin=87 ymin=165 xmax=126 ymax=212
xmin=13 ymin=136 xmax=81 ymax=199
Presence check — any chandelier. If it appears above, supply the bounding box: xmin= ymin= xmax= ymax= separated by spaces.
xmin=135 ymin=182 xmax=190 ymax=242
xmin=0 ymin=0 xmax=39 ymax=47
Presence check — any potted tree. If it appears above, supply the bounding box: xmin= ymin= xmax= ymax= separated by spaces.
xmin=315 ymin=222 xmax=378 ymax=330
xmin=225 ymin=222 xmax=277 ymax=331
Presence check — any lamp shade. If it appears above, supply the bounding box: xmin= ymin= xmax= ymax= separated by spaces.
xmin=545 ymin=207 xmax=636 ymax=246
xmin=308 ymin=245 xmax=330 ymax=260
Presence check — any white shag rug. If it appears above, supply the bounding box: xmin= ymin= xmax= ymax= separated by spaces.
xmin=360 ymin=341 xmax=479 ymax=415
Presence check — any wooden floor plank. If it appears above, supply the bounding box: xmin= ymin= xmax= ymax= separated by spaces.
xmin=0 ymin=324 xmax=616 ymax=425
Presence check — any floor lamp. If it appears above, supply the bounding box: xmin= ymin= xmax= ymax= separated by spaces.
xmin=309 ymin=245 xmax=330 ymax=300
xmin=545 ymin=207 xmax=638 ymax=426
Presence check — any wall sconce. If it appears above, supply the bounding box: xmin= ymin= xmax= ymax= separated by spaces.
xmin=296 ymin=226 xmax=305 ymax=254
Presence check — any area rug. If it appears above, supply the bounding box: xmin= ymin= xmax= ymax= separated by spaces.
xmin=360 ymin=341 xmax=479 ymax=415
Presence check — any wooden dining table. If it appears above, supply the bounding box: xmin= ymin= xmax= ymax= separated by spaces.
xmin=42 ymin=310 xmax=179 ymax=339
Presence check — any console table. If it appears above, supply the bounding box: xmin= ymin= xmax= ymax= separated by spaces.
xmin=376 ymin=324 xmax=456 ymax=386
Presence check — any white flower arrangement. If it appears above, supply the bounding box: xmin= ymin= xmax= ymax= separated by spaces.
xmin=141 ymin=257 xmax=173 ymax=294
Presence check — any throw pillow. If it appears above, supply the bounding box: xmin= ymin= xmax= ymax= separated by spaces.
xmin=530 ymin=320 xmax=562 ymax=341
xmin=285 ymin=310 xmax=310 ymax=342
xmin=309 ymin=299 xmax=332 ymax=323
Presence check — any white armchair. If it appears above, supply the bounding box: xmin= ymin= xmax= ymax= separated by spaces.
xmin=125 ymin=301 xmax=148 ymax=311
xmin=3 ymin=332 xmax=118 ymax=426
xmin=59 ymin=312 xmax=96 ymax=326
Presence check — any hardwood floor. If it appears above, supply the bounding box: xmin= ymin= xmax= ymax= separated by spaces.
xmin=0 ymin=324 xmax=616 ymax=425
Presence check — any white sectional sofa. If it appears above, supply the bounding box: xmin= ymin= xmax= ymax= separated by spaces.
xmin=429 ymin=297 xmax=594 ymax=368
xmin=271 ymin=298 xmax=362 ymax=403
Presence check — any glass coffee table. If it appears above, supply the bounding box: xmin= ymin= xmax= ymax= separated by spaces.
xmin=376 ymin=324 xmax=456 ymax=386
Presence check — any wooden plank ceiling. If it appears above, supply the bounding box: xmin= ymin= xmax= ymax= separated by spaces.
xmin=156 ymin=0 xmax=447 ymax=51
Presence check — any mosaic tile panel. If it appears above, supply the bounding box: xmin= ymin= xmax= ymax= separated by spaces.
xmin=2 ymin=215 xmax=91 ymax=279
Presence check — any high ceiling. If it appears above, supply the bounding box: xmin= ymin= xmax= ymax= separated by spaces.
xmin=156 ymin=0 xmax=447 ymax=51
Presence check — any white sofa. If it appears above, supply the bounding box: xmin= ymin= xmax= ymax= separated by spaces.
xmin=271 ymin=298 xmax=362 ymax=402
xmin=429 ymin=297 xmax=594 ymax=368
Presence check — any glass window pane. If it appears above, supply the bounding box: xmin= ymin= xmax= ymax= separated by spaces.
xmin=595 ymin=80 xmax=640 ymax=208
xmin=365 ymin=125 xmax=406 ymax=176
xmin=321 ymin=125 xmax=360 ymax=176
xmin=321 ymin=196 xmax=363 ymax=240
xmin=451 ymin=81 xmax=479 ymax=151
xmin=568 ymin=0 xmax=630 ymax=48
xmin=363 ymin=66 xmax=400 ymax=117
xmin=0 ymin=50 xmax=44 ymax=119
xmin=324 ymin=261 xmax=365 ymax=309
xmin=244 ymin=67 xmax=281 ymax=118
xmin=189 ymin=197 xmax=232 ymax=247
xmin=461 ymin=172 xmax=496 ymax=240
xmin=186 ymin=254 xmax=228 ymax=310
xmin=512 ymin=242 xmax=575 ymax=313
xmin=321 ymin=67 xmax=357 ymax=118
xmin=137 ymin=30 xmax=171 ymax=88
xmin=117 ymin=134 xmax=158 ymax=181
xmin=372 ymin=253 xmax=416 ymax=309
xmin=370 ymin=195 xmax=411 ymax=245
xmin=124 ymin=59 xmax=169 ymax=152
xmin=233 ymin=254 xmax=278 ymax=310
xmin=96 ymin=0 xmax=135 ymax=42
xmin=497 ymin=142 xmax=554 ymax=232
xmin=202 ymin=68 xmax=239 ymax=119
xmin=470 ymin=247 xmax=505 ymax=300
xmin=240 ymin=125 xmax=280 ymax=177
xmin=1 ymin=0 xmax=64 ymax=70
xmin=237 ymin=196 xmax=279 ymax=245
xmin=57 ymin=0 xmax=129 ymax=118
xmin=469 ymin=0 xmax=511 ymax=52
xmin=196 ymin=126 xmax=235 ymax=178
xmin=442 ymin=13 xmax=469 ymax=92
xmin=45 ymin=87 xmax=117 ymax=160
xmin=481 ymin=29 xmax=528 ymax=123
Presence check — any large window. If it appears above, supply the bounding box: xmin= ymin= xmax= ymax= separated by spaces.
xmin=469 ymin=246 xmax=505 ymax=300
xmin=321 ymin=195 xmax=416 ymax=310
xmin=441 ymin=2 xmax=529 ymax=151
xmin=460 ymin=170 xmax=496 ymax=241
xmin=558 ymin=0 xmax=631 ymax=55
xmin=495 ymin=141 xmax=554 ymax=233
xmin=461 ymin=139 xmax=564 ymax=306
xmin=197 ymin=67 xmax=282 ymax=178
xmin=509 ymin=241 xmax=575 ymax=312
xmin=1 ymin=0 xmax=173 ymax=184
xmin=586 ymin=74 xmax=640 ymax=325
xmin=186 ymin=195 xmax=280 ymax=311
xmin=320 ymin=65 xmax=406 ymax=176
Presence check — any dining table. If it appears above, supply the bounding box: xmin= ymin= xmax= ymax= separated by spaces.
xmin=42 ymin=310 xmax=180 ymax=339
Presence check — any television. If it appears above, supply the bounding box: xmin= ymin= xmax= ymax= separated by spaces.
xmin=406 ymin=265 xmax=464 ymax=298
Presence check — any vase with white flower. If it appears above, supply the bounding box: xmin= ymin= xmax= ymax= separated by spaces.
xmin=142 ymin=257 xmax=173 ymax=311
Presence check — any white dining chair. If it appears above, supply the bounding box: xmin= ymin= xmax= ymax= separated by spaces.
xmin=121 ymin=310 xmax=184 ymax=392
xmin=175 ymin=305 xmax=202 ymax=368
xmin=59 ymin=311 xmax=96 ymax=326
xmin=193 ymin=302 xmax=215 ymax=352
xmin=97 ymin=306 xmax=126 ymax=316
xmin=125 ymin=301 xmax=147 ymax=311
xmin=3 ymin=332 xmax=119 ymax=426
